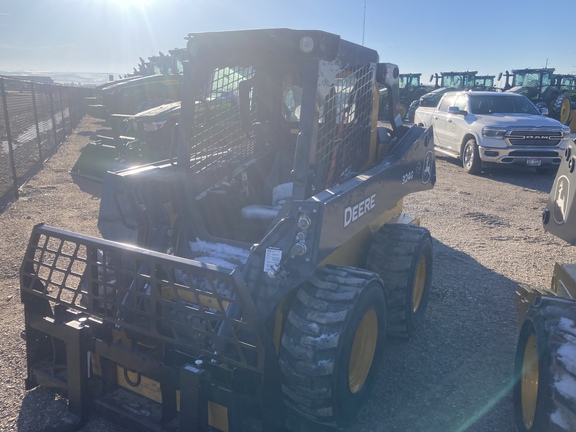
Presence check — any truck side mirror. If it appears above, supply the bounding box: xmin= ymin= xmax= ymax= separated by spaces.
xmin=448 ymin=106 xmax=467 ymax=116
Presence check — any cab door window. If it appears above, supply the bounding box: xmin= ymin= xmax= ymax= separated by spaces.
xmin=453 ymin=95 xmax=468 ymax=112
xmin=437 ymin=94 xmax=457 ymax=112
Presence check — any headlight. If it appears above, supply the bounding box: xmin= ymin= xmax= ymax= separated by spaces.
xmin=482 ymin=127 xmax=507 ymax=138
xmin=562 ymin=126 xmax=571 ymax=138
xmin=142 ymin=120 xmax=167 ymax=133
xmin=299 ymin=36 xmax=315 ymax=53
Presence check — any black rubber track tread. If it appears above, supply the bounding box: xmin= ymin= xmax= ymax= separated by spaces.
xmin=514 ymin=296 xmax=576 ymax=432
xmin=366 ymin=223 xmax=432 ymax=337
xmin=279 ymin=265 xmax=385 ymax=427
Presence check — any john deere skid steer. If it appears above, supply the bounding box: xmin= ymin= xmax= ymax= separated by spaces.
xmin=514 ymin=137 xmax=576 ymax=431
xmin=21 ymin=29 xmax=436 ymax=431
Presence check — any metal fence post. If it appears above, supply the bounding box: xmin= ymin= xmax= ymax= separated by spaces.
xmin=58 ymin=87 xmax=67 ymax=137
xmin=49 ymin=86 xmax=58 ymax=149
xmin=68 ymin=88 xmax=75 ymax=127
xmin=0 ymin=78 xmax=19 ymax=199
xmin=30 ymin=82 xmax=44 ymax=164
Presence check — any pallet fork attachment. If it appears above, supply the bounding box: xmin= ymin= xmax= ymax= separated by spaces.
xmin=21 ymin=224 xmax=284 ymax=431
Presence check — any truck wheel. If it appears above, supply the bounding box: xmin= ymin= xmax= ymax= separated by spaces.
xmin=366 ymin=223 xmax=432 ymax=337
xmin=553 ymin=94 xmax=573 ymax=126
xmin=279 ymin=265 xmax=386 ymax=427
xmin=514 ymin=296 xmax=576 ymax=432
xmin=462 ymin=138 xmax=481 ymax=174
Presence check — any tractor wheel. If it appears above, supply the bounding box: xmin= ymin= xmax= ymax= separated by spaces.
xmin=462 ymin=138 xmax=482 ymax=174
xmin=513 ymin=296 xmax=576 ymax=432
xmin=407 ymin=100 xmax=419 ymax=123
xmin=279 ymin=265 xmax=387 ymax=428
xmin=366 ymin=223 xmax=433 ymax=337
xmin=553 ymin=94 xmax=573 ymax=126
xmin=398 ymin=101 xmax=408 ymax=120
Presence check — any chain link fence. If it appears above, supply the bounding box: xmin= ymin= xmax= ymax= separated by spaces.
xmin=0 ymin=76 xmax=93 ymax=210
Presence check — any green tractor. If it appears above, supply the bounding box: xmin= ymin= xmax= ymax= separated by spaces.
xmin=407 ymin=71 xmax=478 ymax=122
xmin=474 ymin=74 xmax=497 ymax=90
xmin=379 ymin=73 xmax=431 ymax=120
xmin=74 ymin=49 xmax=187 ymax=181
xmin=553 ymin=74 xmax=576 ymax=130
xmin=86 ymin=48 xmax=186 ymax=121
xmin=71 ymin=100 xmax=182 ymax=181
xmin=506 ymin=68 xmax=574 ymax=126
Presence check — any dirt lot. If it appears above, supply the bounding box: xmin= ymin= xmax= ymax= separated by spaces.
xmin=0 ymin=116 xmax=574 ymax=431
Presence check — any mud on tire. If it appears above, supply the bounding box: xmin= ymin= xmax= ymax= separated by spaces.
xmin=514 ymin=296 xmax=576 ymax=432
xmin=366 ymin=223 xmax=433 ymax=337
xmin=279 ymin=265 xmax=386 ymax=428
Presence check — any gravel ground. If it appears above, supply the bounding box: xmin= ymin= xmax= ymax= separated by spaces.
xmin=0 ymin=116 xmax=574 ymax=431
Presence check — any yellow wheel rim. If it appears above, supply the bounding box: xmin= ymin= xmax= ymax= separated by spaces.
xmin=349 ymin=308 xmax=378 ymax=394
xmin=521 ymin=333 xmax=539 ymax=429
xmin=398 ymin=102 xmax=407 ymax=120
xmin=560 ymin=98 xmax=571 ymax=125
xmin=413 ymin=255 xmax=427 ymax=313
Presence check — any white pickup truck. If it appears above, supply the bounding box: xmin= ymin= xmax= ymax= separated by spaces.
xmin=413 ymin=91 xmax=572 ymax=174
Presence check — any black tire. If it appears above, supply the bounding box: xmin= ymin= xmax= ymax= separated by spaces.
xmin=366 ymin=223 xmax=433 ymax=337
xmin=462 ymin=137 xmax=482 ymax=174
xmin=513 ymin=296 xmax=576 ymax=432
xmin=279 ymin=265 xmax=387 ymax=428
xmin=407 ymin=100 xmax=419 ymax=123
xmin=553 ymin=93 xmax=573 ymax=126
xmin=398 ymin=101 xmax=408 ymax=120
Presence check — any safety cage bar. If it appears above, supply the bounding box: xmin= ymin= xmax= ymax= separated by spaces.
xmin=21 ymin=224 xmax=268 ymax=374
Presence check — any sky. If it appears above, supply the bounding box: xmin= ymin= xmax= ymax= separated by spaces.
xmin=1 ymin=0 xmax=575 ymax=87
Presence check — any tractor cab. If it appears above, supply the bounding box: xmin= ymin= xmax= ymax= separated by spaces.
xmin=438 ymin=71 xmax=478 ymax=90
xmin=474 ymin=75 xmax=497 ymax=90
xmin=506 ymin=68 xmax=575 ymax=126
xmin=509 ymin=68 xmax=555 ymax=101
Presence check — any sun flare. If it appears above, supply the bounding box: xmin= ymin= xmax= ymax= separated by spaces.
xmin=101 ymin=0 xmax=156 ymax=12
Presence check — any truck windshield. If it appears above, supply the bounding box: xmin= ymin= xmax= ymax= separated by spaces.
xmin=469 ymin=95 xmax=540 ymax=115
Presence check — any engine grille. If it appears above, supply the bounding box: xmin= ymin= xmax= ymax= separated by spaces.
xmin=506 ymin=130 xmax=563 ymax=147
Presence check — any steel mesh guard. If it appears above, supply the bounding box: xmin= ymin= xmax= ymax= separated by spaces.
xmin=189 ymin=67 xmax=256 ymax=190
xmin=21 ymin=225 xmax=266 ymax=373
xmin=314 ymin=63 xmax=375 ymax=192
